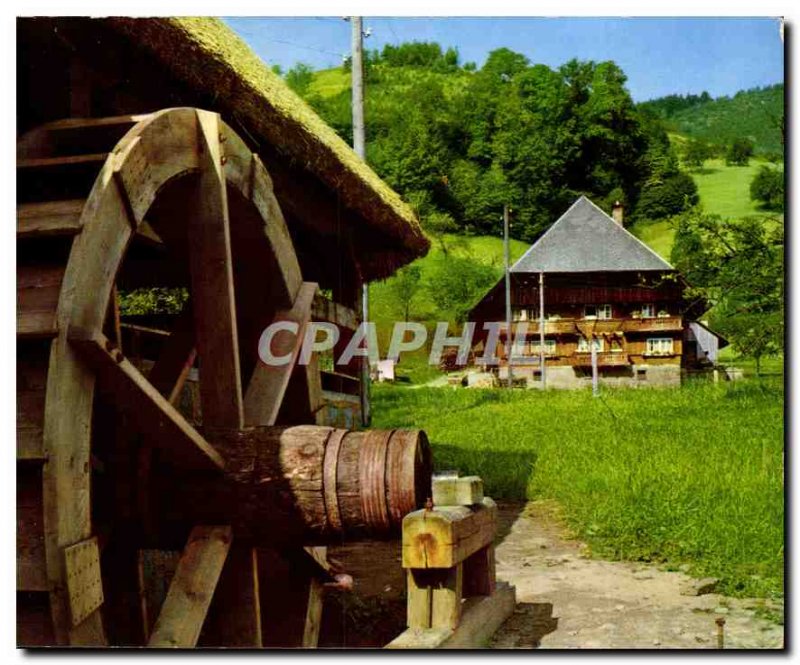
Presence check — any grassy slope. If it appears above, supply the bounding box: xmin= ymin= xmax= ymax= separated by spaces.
xmin=373 ymin=378 xmax=784 ymax=599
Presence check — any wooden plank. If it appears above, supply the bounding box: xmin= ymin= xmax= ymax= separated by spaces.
xmin=463 ymin=545 xmax=496 ymax=598
xmin=17 ymin=199 xmax=85 ymax=238
xmin=406 ymin=569 xmax=432 ymax=629
xmin=187 ymin=110 xmax=244 ymax=430
xmin=68 ymin=328 xmax=224 ymax=472
xmin=18 ymin=264 xmax=64 ymax=339
xmin=17 ymin=386 xmax=46 ymax=461
xmin=203 ymin=546 xmax=262 ymax=647
xmin=148 ymin=526 xmax=232 ymax=648
xmin=433 ymin=476 xmax=484 ymax=507
xmin=402 ymin=498 xmax=497 ymax=569
xmin=17 ymin=467 xmax=48 ymax=591
xmin=18 ymin=153 xmax=108 ymax=169
xmin=301 ymin=578 xmax=324 ymax=648
xmin=244 ymin=282 xmax=316 ymax=426
xmin=137 ymin=550 xmax=181 ymax=643
xmin=431 ymin=564 xmax=463 ymax=630
xmin=386 ymin=582 xmax=516 ymax=649
xmin=311 ymin=293 xmax=358 ymax=331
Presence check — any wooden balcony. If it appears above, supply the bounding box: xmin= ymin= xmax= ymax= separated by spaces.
xmin=622 ymin=317 xmax=683 ymax=333
xmin=499 ymin=320 xmax=577 ymax=336
xmin=572 ymin=352 xmax=631 ymax=367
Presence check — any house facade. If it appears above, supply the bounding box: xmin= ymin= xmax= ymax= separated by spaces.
xmin=469 ymin=196 xmax=725 ymax=388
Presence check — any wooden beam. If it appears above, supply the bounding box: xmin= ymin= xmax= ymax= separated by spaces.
xmin=17 ymin=264 xmax=64 ymax=339
xmin=187 ymin=110 xmax=244 ymax=430
xmin=402 ymin=499 xmax=497 ymax=569
xmin=203 ymin=546 xmax=262 ymax=647
xmin=244 ymin=282 xmax=316 ymax=426
xmin=148 ymin=526 xmax=232 ymax=648
xmin=311 ymin=293 xmax=358 ymax=331
xmin=301 ymin=578 xmax=324 ymax=648
xmin=17 ymin=199 xmax=85 ymax=238
xmin=68 ymin=327 xmax=224 ymax=472
xmin=386 ymin=582 xmax=516 ymax=649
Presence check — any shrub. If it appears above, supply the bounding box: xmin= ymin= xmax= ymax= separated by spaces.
xmin=750 ymin=166 xmax=784 ymax=210
xmin=726 ymin=137 xmax=755 ymax=166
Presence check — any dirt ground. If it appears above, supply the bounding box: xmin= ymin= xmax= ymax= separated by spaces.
xmin=323 ymin=501 xmax=784 ymax=650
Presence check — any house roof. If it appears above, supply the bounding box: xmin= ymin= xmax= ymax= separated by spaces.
xmin=99 ymin=17 xmax=429 ymax=278
xmin=511 ymin=196 xmax=674 ymax=274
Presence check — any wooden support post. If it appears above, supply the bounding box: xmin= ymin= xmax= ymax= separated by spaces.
xmin=148 ymin=526 xmax=232 ymax=648
xmin=390 ymin=485 xmax=515 ymax=649
xmin=301 ymin=578 xmax=324 ymax=648
xmin=431 ymin=564 xmax=463 ymax=630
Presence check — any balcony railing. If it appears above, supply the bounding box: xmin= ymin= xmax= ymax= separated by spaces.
xmin=572 ymin=352 xmax=631 ymax=367
xmin=498 ymin=317 xmax=683 ymax=337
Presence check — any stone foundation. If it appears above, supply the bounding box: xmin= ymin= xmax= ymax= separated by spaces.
xmin=499 ymin=364 xmax=682 ymax=389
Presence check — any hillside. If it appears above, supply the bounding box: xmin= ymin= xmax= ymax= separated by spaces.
xmin=638 ymin=85 xmax=784 ymax=154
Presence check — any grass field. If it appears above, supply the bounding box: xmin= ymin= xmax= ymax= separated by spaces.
xmin=629 ymin=156 xmax=781 ymax=261
xmin=372 ymin=379 xmax=784 ymax=599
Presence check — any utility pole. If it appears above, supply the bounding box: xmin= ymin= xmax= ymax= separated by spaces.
xmin=350 ymin=16 xmax=370 ymax=426
xmin=504 ymin=205 xmax=513 ymax=388
xmin=539 ymin=272 xmax=546 ymax=389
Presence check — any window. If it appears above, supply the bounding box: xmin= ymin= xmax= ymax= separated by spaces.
xmin=512 ymin=307 xmax=528 ymax=322
xmin=530 ymin=339 xmax=557 ymax=356
xmin=641 ymin=304 xmax=655 ymax=318
xmin=646 ymin=338 xmax=674 ymax=355
xmin=585 ymin=304 xmax=611 ymax=320
xmin=577 ymin=337 xmax=604 ymax=353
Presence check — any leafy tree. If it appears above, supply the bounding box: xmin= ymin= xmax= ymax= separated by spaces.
xmin=671 ymin=209 xmax=783 ymax=374
xmin=386 ymin=265 xmax=422 ymax=321
xmin=636 ymin=172 xmax=699 ymax=220
xmin=750 ymin=166 xmax=784 ymax=211
xmin=422 ymin=211 xmax=459 ymax=256
xmin=425 ymin=255 xmax=498 ymax=323
xmin=682 ymin=139 xmax=713 ymax=169
xmin=726 ymin=137 xmax=755 ymax=166
xmin=285 ymin=63 xmax=314 ymax=95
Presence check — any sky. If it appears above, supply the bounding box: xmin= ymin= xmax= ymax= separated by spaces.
xmin=224 ymin=16 xmax=784 ymax=102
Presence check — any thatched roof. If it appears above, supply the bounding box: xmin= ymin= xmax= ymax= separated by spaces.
xmin=511 ymin=196 xmax=673 ymax=273
xmin=104 ymin=17 xmax=428 ymax=277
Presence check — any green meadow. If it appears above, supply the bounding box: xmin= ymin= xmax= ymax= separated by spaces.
xmin=372 ymin=378 xmax=784 ymax=600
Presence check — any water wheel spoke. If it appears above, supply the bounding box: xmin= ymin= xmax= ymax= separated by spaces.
xmin=187 ymin=110 xmax=244 ymax=430
xmin=243 ymin=281 xmax=317 ymax=427
xmin=68 ymin=327 xmax=224 ymax=472
xmin=147 ymin=526 xmax=232 ymax=648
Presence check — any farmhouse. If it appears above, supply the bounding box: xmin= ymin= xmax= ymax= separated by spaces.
xmin=469 ymin=196 xmax=726 ymax=388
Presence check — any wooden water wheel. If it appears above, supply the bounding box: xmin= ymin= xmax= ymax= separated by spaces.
xmin=17 ymin=108 xmax=432 ymax=647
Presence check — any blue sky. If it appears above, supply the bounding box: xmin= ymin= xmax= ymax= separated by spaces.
xmin=225 ymin=16 xmax=783 ymax=101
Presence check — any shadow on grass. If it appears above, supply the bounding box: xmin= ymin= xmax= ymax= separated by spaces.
xmin=430 ymin=442 xmax=537 ymax=503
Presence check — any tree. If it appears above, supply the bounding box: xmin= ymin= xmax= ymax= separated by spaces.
xmin=726 ymin=137 xmax=755 ymax=166
xmin=636 ymin=172 xmax=699 ymax=220
xmin=750 ymin=166 xmax=784 ymax=211
xmin=285 ymin=63 xmax=314 ymax=95
xmin=425 ymin=255 xmax=498 ymax=323
xmin=671 ymin=209 xmax=783 ymax=374
xmin=386 ymin=265 xmax=422 ymax=321
xmin=682 ymin=139 xmax=713 ymax=169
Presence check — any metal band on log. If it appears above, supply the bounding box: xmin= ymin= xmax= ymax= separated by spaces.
xmin=154 ymin=426 xmax=432 ymax=547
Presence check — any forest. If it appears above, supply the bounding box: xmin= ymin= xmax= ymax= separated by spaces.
xmin=280 ymin=41 xmax=784 ymax=368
